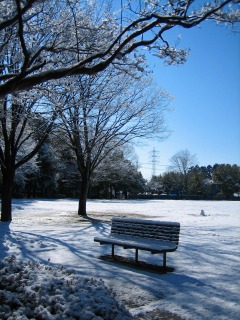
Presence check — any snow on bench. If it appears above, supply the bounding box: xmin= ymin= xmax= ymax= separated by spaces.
xmin=94 ymin=218 xmax=180 ymax=269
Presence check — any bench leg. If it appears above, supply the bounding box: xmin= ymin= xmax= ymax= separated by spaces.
xmin=163 ymin=252 xmax=167 ymax=269
xmin=112 ymin=244 xmax=115 ymax=258
xmin=135 ymin=249 xmax=138 ymax=263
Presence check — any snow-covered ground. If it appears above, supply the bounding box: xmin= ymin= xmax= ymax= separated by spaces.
xmin=0 ymin=199 xmax=240 ymax=319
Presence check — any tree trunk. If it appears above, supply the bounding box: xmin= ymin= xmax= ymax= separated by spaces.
xmin=78 ymin=174 xmax=90 ymax=216
xmin=1 ymin=169 xmax=15 ymax=222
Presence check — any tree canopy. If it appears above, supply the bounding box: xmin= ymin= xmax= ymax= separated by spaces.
xmin=1 ymin=0 xmax=239 ymax=97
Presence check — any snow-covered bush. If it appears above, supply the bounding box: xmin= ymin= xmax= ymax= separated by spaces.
xmin=0 ymin=255 xmax=131 ymax=320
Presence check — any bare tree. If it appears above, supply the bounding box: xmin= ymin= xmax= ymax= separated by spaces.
xmin=169 ymin=149 xmax=198 ymax=197
xmin=0 ymin=93 xmax=57 ymax=221
xmin=0 ymin=0 xmax=239 ymax=97
xmin=55 ymin=68 xmax=170 ymax=216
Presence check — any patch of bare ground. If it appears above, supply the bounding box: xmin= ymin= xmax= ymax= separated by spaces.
xmin=133 ymin=309 xmax=186 ymax=320
xmin=14 ymin=211 xmax=161 ymax=225
xmin=87 ymin=212 xmax=161 ymax=222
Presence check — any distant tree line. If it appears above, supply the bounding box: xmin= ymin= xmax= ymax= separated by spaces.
xmin=146 ymin=164 xmax=240 ymax=200
xmin=0 ymin=137 xmax=146 ymax=200
xmin=1 ymin=139 xmax=239 ymax=201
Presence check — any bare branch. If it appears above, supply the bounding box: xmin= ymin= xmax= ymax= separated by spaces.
xmin=0 ymin=0 xmax=239 ymax=97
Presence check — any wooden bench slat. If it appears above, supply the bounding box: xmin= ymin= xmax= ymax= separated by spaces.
xmin=94 ymin=235 xmax=178 ymax=253
xmin=111 ymin=220 xmax=180 ymax=244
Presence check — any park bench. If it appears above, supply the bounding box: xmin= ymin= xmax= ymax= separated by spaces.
xmin=94 ymin=217 xmax=180 ymax=270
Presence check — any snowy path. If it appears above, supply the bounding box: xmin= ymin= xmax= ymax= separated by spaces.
xmin=1 ymin=199 xmax=240 ymax=319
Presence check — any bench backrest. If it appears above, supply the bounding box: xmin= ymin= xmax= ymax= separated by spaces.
xmin=111 ymin=218 xmax=180 ymax=245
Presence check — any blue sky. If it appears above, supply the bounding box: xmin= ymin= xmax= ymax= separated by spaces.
xmin=135 ymin=21 xmax=240 ymax=180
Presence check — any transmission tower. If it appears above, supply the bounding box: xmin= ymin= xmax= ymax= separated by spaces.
xmin=149 ymin=148 xmax=159 ymax=177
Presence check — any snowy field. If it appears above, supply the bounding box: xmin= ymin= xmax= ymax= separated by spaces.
xmin=0 ymin=199 xmax=240 ymax=319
